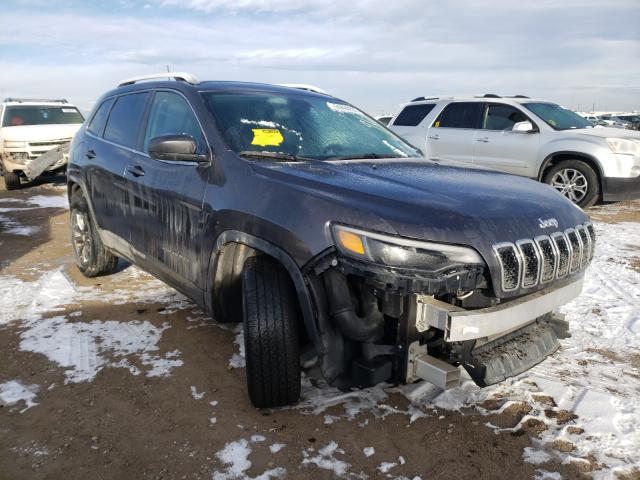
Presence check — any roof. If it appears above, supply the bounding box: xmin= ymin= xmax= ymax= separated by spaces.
xmin=2 ymin=98 xmax=75 ymax=107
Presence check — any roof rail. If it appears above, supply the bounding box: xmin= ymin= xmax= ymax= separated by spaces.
xmin=411 ymin=96 xmax=440 ymax=102
xmin=4 ymin=98 xmax=68 ymax=104
xmin=277 ymin=83 xmax=328 ymax=94
xmin=483 ymin=94 xmax=501 ymax=98
xmin=117 ymin=72 xmax=200 ymax=87
xmin=510 ymin=95 xmax=530 ymax=98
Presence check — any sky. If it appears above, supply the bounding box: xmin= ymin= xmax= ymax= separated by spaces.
xmin=0 ymin=0 xmax=638 ymax=115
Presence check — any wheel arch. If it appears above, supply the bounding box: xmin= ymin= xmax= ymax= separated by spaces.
xmin=206 ymin=230 xmax=322 ymax=351
xmin=537 ymin=151 xmax=604 ymax=194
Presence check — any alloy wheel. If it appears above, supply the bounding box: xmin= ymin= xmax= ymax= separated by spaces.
xmin=550 ymin=168 xmax=588 ymax=203
xmin=72 ymin=211 xmax=93 ymax=266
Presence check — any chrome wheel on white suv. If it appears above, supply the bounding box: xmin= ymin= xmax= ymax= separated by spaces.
xmin=543 ymin=160 xmax=599 ymax=208
xmin=550 ymin=168 xmax=588 ymax=203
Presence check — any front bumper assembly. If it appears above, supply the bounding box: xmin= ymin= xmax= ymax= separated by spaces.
xmin=406 ymin=277 xmax=583 ymax=389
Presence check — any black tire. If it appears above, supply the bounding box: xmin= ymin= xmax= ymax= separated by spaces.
xmin=543 ymin=160 xmax=599 ymax=208
xmin=70 ymin=194 xmax=118 ymax=277
xmin=242 ymin=256 xmax=301 ymax=408
xmin=3 ymin=171 xmax=21 ymax=190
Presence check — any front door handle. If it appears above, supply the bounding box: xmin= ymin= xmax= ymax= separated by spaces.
xmin=476 ymin=137 xmax=489 ymax=143
xmin=428 ymin=134 xmax=440 ymax=140
xmin=125 ymin=164 xmax=145 ymax=177
xmin=85 ymin=150 xmax=96 ymax=159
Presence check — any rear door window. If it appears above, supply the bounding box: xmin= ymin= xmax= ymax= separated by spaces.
xmin=87 ymin=98 xmax=114 ymax=137
xmin=104 ymin=92 xmax=150 ymax=149
xmin=143 ymin=91 xmax=205 ymax=154
xmin=392 ymin=104 xmax=436 ymax=126
xmin=433 ymin=102 xmax=483 ymax=129
xmin=482 ymin=104 xmax=529 ymax=131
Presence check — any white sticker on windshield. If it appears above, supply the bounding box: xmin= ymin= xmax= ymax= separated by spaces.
xmin=326 ymin=102 xmax=363 ymax=116
xmin=61 ymin=108 xmax=76 ymax=113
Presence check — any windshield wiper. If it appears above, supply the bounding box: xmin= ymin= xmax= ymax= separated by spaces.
xmin=325 ymin=153 xmax=398 ymax=160
xmin=238 ymin=151 xmax=316 ymax=162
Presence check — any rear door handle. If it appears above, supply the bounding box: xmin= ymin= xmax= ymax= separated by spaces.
xmin=85 ymin=150 xmax=96 ymax=159
xmin=476 ymin=137 xmax=489 ymax=143
xmin=125 ymin=164 xmax=145 ymax=177
xmin=428 ymin=134 xmax=440 ymax=140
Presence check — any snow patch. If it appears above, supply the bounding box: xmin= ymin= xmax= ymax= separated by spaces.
xmin=363 ymin=446 xmax=375 ymax=457
xmin=228 ymin=324 xmax=245 ymax=369
xmin=0 ymin=380 xmax=39 ymax=412
xmin=269 ymin=443 xmax=286 ymax=454
xmin=213 ymin=437 xmax=285 ymax=480
xmin=191 ymin=386 xmax=205 ymax=400
xmin=0 ymin=214 xmax=39 ymax=236
xmin=19 ymin=315 xmax=183 ymax=383
xmin=27 ymin=194 xmax=69 ymax=209
xmin=302 ymin=441 xmax=350 ymax=477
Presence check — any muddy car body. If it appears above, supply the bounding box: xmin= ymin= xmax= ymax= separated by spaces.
xmin=67 ymin=74 xmax=593 ymax=407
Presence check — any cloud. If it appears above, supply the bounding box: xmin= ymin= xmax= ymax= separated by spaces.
xmin=0 ymin=1 xmax=638 ymax=114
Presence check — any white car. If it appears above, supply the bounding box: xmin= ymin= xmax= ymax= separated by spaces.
xmin=388 ymin=94 xmax=640 ymax=207
xmin=0 ymin=98 xmax=84 ymax=190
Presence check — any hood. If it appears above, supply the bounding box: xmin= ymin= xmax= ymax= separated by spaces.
xmin=1 ymin=123 xmax=82 ymax=142
xmin=257 ymin=159 xmax=587 ymax=243
xmin=255 ymin=159 xmax=589 ymax=297
xmin=569 ymin=127 xmax=640 ymax=140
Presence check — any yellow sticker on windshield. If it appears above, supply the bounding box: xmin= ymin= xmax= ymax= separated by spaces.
xmin=251 ymin=128 xmax=284 ymax=147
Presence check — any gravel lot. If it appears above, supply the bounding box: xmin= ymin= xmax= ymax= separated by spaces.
xmin=1 ymin=177 xmax=638 ymax=480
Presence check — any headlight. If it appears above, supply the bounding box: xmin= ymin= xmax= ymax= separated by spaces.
xmin=9 ymin=152 xmax=29 ymax=164
xmin=331 ymin=224 xmax=484 ymax=273
xmin=4 ymin=141 xmax=27 ymax=148
xmin=607 ymin=138 xmax=640 ymax=156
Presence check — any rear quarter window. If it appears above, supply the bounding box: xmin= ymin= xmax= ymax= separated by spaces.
xmin=87 ymin=98 xmax=114 ymax=137
xmin=103 ymin=92 xmax=150 ymax=149
xmin=392 ymin=104 xmax=435 ymax=126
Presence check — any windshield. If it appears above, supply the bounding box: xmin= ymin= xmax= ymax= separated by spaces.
xmin=522 ymin=102 xmax=591 ymax=130
xmin=201 ymin=91 xmax=420 ymax=160
xmin=2 ymin=105 xmax=84 ymax=127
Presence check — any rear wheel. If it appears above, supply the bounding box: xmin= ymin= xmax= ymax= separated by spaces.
xmin=543 ymin=160 xmax=599 ymax=208
xmin=70 ymin=194 xmax=118 ymax=277
xmin=3 ymin=171 xmax=20 ymax=190
xmin=241 ymin=256 xmax=301 ymax=408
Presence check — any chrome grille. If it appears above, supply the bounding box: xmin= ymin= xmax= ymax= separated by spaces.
xmin=551 ymin=232 xmax=570 ymax=278
xmin=565 ymin=228 xmax=582 ymax=273
xmin=516 ymin=240 xmax=540 ymax=288
xmin=534 ymin=236 xmax=556 ymax=283
xmin=493 ymin=223 xmax=594 ymax=293
xmin=493 ymin=243 xmax=521 ymax=292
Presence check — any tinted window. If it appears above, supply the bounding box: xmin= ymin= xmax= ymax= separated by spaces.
xmin=482 ymin=104 xmax=529 ymax=131
xmin=104 ymin=92 xmax=150 ymax=148
xmin=434 ymin=102 xmax=483 ymax=129
xmin=144 ymin=91 xmax=205 ymax=153
xmin=2 ymin=106 xmax=84 ymax=127
xmin=392 ymin=104 xmax=436 ymax=126
xmin=87 ymin=98 xmax=114 ymax=137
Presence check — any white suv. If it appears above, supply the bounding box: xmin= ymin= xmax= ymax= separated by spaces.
xmin=0 ymin=98 xmax=84 ymax=190
xmin=388 ymin=95 xmax=640 ymax=207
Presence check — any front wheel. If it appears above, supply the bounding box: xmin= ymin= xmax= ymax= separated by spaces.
xmin=3 ymin=171 xmax=21 ymax=190
xmin=543 ymin=160 xmax=599 ymax=208
xmin=70 ymin=195 xmax=118 ymax=277
xmin=242 ymin=256 xmax=301 ymax=408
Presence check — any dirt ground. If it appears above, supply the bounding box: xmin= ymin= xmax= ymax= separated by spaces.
xmin=1 ymin=177 xmax=637 ymax=480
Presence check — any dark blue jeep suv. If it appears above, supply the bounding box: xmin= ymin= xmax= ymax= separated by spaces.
xmin=68 ymin=73 xmax=594 ymax=407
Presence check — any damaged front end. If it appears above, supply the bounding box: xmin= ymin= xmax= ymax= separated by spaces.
xmin=306 ymin=224 xmax=590 ymax=391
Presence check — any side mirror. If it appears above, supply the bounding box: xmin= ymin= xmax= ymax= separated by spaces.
xmin=148 ymin=134 xmax=207 ymax=162
xmin=512 ymin=121 xmax=536 ymax=133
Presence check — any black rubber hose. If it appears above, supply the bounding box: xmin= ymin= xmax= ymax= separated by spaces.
xmin=323 ymin=269 xmax=384 ymax=343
